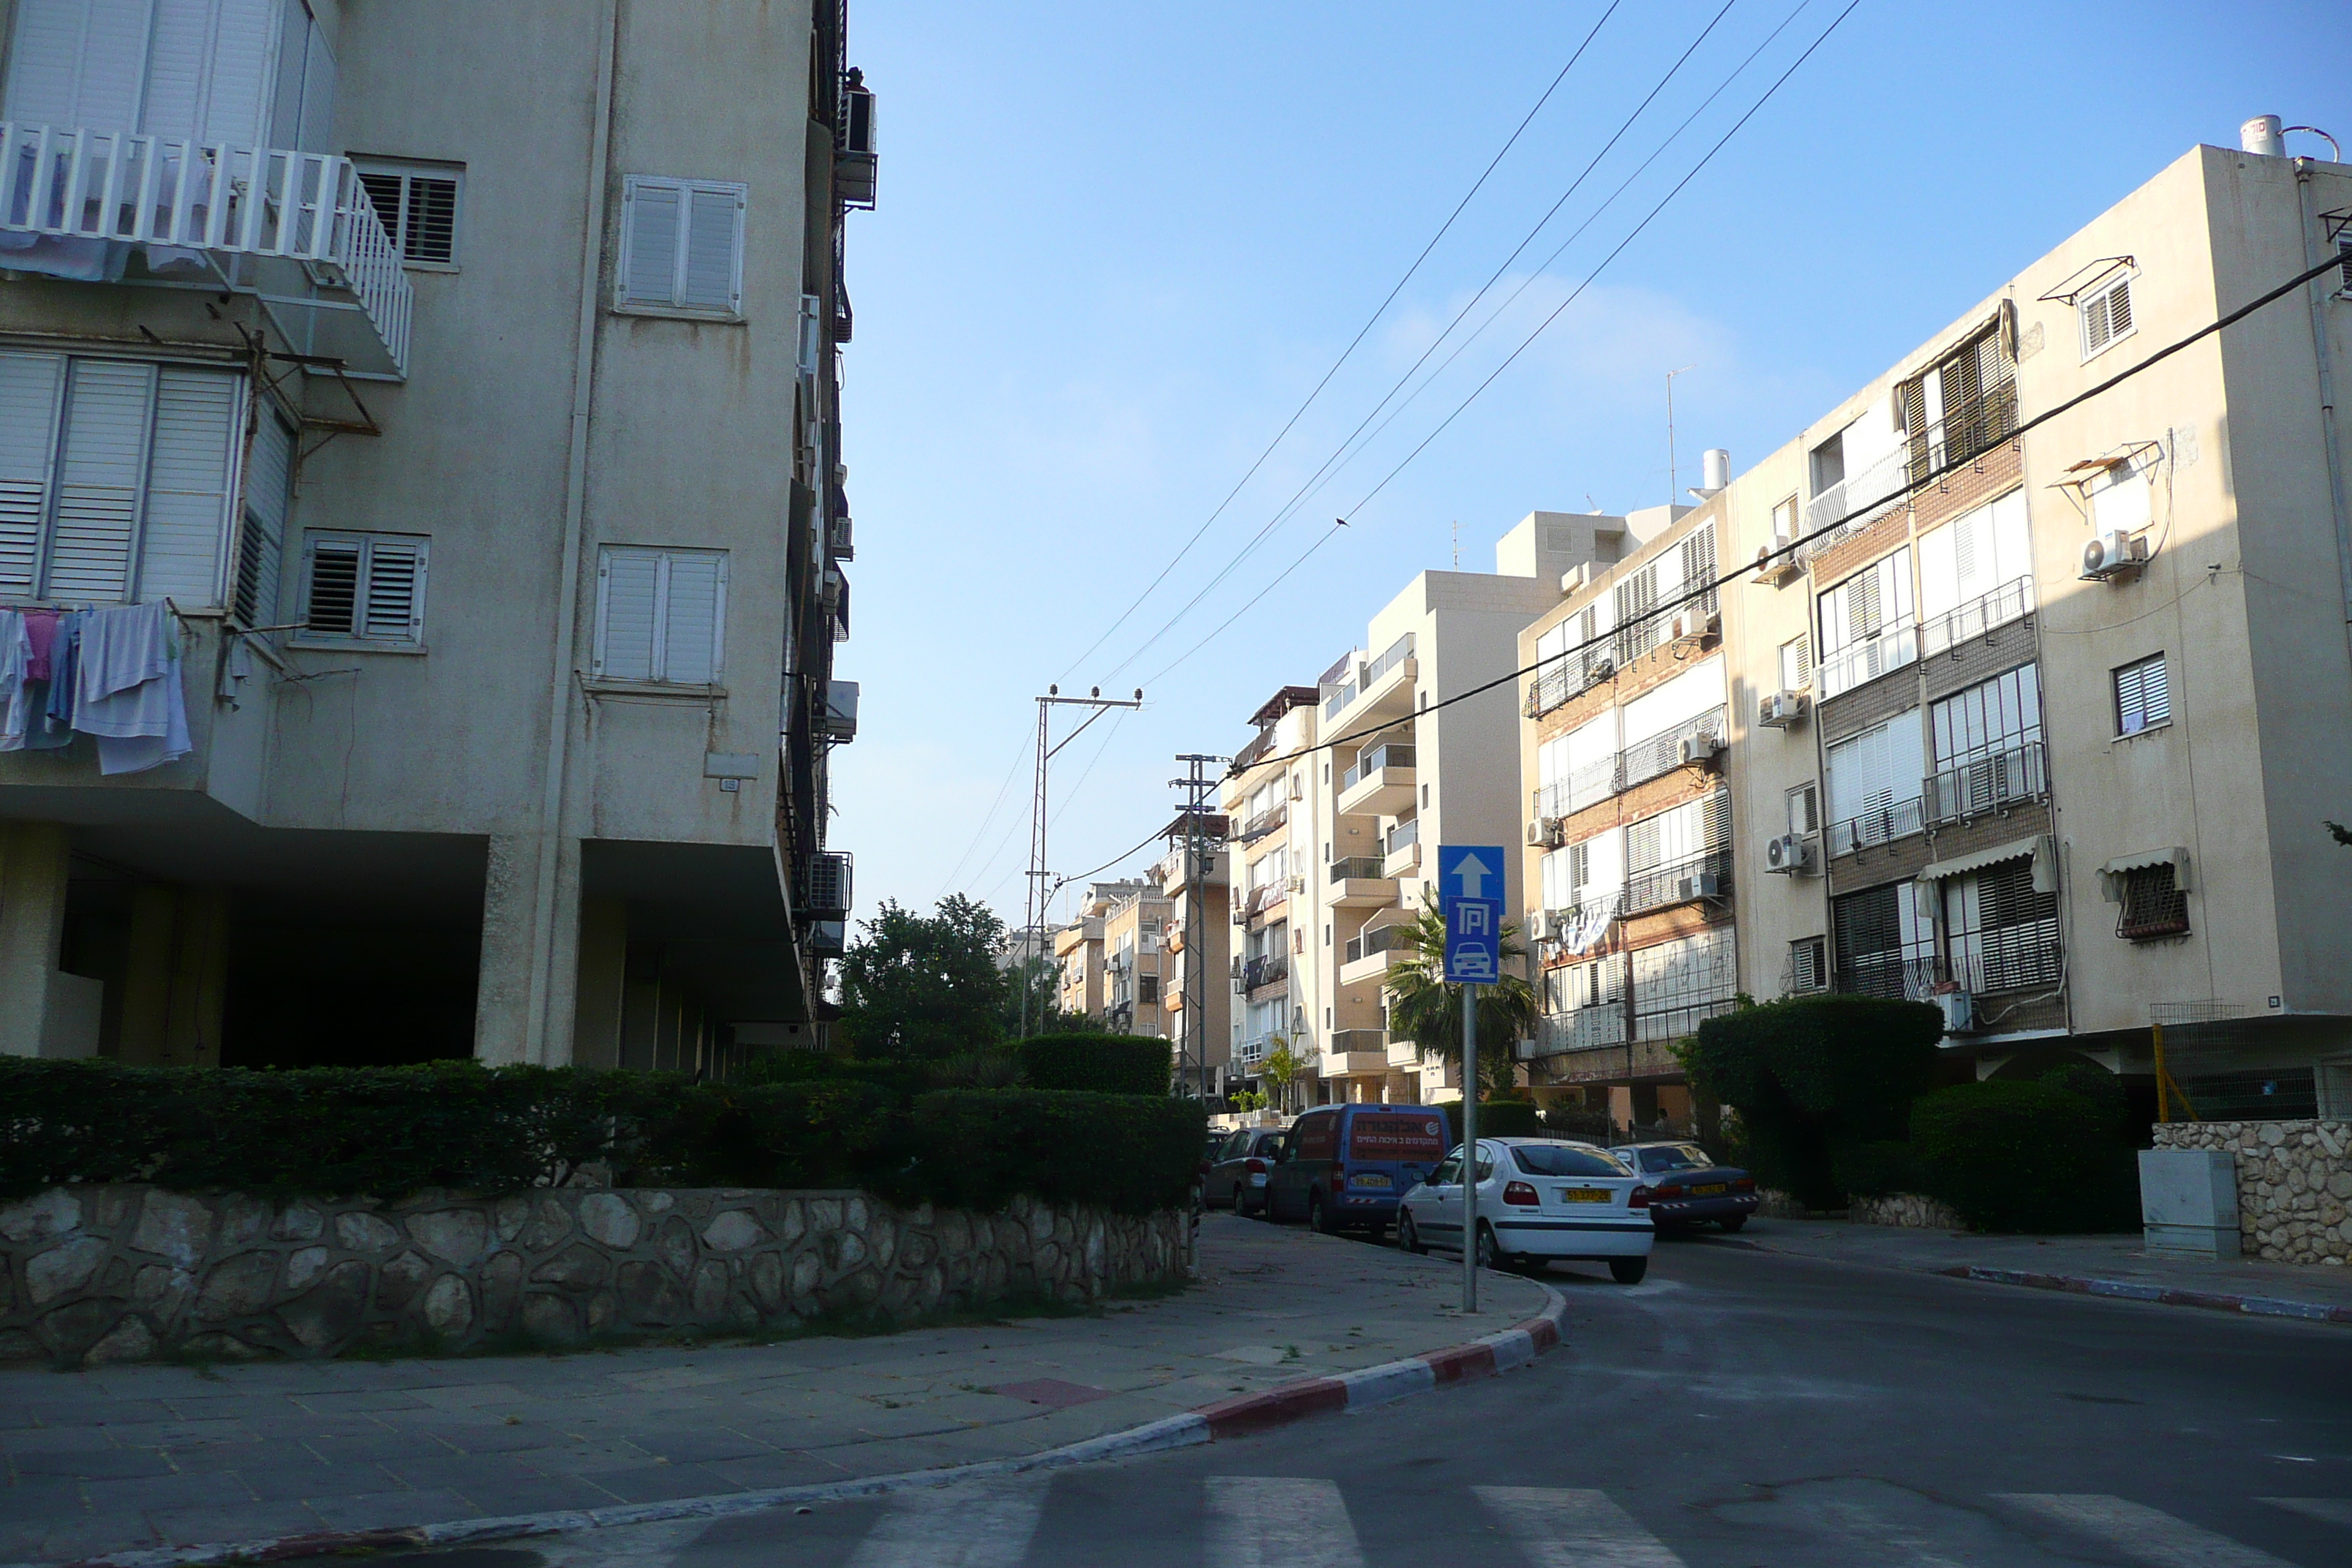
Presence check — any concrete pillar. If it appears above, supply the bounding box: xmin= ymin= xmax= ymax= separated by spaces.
xmin=571 ymin=896 xmax=627 ymax=1070
xmin=474 ymin=832 xmax=581 ymax=1066
xmin=118 ymin=886 xmax=229 ymax=1067
xmin=0 ymin=821 xmax=71 ymax=1057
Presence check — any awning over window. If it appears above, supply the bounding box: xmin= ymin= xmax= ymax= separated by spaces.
xmin=2097 ymin=845 xmax=2190 ymax=902
xmin=1918 ymin=833 xmax=2056 ymax=894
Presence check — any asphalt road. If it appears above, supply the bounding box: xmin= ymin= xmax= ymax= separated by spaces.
xmin=405 ymin=1235 xmax=2352 ymax=1567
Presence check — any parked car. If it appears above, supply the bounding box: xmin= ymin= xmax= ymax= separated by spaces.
xmin=1398 ymin=1137 xmax=1655 ymax=1284
xmin=1610 ymin=1141 xmax=1758 ymax=1232
xmin=1204 ymin=1127 xmax=1288 ymax=1215
xmin=1262 ymin=1103 xmax=1448 ymax=1239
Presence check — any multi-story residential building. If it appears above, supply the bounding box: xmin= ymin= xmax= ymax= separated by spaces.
xmin=1101 ymin=883 xmax=1172 ymax=1039
xmin=0 ymin=1 xmax=872 ymax=1067
xmin=1518 ymin=126 xmax=2352 ymax=1123
xmin=1152 ymin=813 xmax=1230 ymax=1096
xmin=1052 ymin=879 xmax=1141 ymax=1024
xmin=1221 ymin=687 xmax=1312 ymax=1088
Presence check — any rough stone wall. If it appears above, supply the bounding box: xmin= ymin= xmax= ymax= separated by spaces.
xmin=1847 ymin=1192 xmax=1967 ymax=1230
xmin=2150 ymin=1120 xmax=2352 ymax=1265
xmin=0 ymin=1187 xmax=1187 ymax=1365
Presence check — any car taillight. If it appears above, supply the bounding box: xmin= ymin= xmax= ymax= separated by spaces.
xmin=1733 ymin=1177 xmax=1755 ymax=1192
xmin=1629 ymin=1186 xmax=1652 ymax=1209
xmin=1245 ymin=1158 xmax=1267 ymax=1175
xmin=1502 ymin=1181 xmax=1539 ymax=1207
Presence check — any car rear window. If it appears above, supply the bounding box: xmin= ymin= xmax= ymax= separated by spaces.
xmin=1511 ymin=1145 xmax=1629 ymax=1177
xmin=1347 ymin=1112 xmax=1447 ymax=1162
xmin=1637 ymin=1145 xmax=1715 ymax=1173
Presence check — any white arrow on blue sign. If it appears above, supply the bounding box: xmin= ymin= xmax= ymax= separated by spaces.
xmin=1439 ymin=845 xmax=1506 ymax=984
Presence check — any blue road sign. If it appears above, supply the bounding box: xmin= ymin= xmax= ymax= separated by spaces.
xmin=1439 ymin=845 xmax=1506 ymax=984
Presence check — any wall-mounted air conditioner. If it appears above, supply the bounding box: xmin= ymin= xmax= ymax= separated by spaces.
xmin=1758 ymin=690 xmax=1809 ymax=729
xmin=1288 ymin=875 xmax=1306 ymax=895
xmin=1678 ymin=734 xmax=1724 ymax=769
xmin=1670 ymin=609 xmax=1719 ymax=643
xmin=2081 ymin=530 xmax=2147 ymax=580
xmin=1754 ymin=538 xmax=1802 ymax=584
xmin=1527 ymin=911 xmax=1551 ymax=941
xmin=1936 ymin=990 xmax=1977 ymax=1033
xmin=1676 ymin=872 xmax=1724 ymax=902
xmin=1765 ymin=834 xmax=1814 ymax=875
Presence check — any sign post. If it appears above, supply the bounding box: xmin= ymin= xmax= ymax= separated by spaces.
xmin=1438 ymin=845 xmax=1504 ymax=1316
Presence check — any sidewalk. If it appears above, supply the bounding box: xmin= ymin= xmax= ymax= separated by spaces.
xmin=1728 ymin=1217 xmax=2352 ymax=1321
xmin=0 ymin=1215 xmax=1550 ymax=1564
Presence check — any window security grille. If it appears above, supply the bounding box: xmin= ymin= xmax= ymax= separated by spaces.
xmin=594 ymin=546 xmax=728 ymax=683
xmin=2081 ymin=274 xmax=2134 ymax=356
xmin=302 ymin=532 xmax=426 ymax=643
xmin=356 ymin=162 xmax=462 ymax=265
xmin=2114 ymin=653 xmax=2171 ymax=736
xmin=616 ymin=176 xmax=748 ymax=317
xmin=2117 ymin=864 xmax=2190 ymax=941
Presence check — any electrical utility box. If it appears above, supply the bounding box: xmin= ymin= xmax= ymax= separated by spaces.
xmin=2138 ymin=1148 xmax=2241 ymax=1259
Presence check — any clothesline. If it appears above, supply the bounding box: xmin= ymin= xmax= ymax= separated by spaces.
xmin=0 ymin=601 xmax=192 ymax=774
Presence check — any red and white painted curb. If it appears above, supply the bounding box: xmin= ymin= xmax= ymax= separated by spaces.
xmin=37 ymin=1289 xmax=1569 ymax=1568
xmin=1937 ymin=1264 xmax=2352 ymax=1324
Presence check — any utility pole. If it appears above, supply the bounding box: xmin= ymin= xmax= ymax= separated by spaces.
xmin=1020 ymin=686 xmax=1145 ymax=1038
xmin=1665 ymin=363 xmax=1697 ymax=506
xmin=1169 ymin=755 xmax=1227 ymax=1100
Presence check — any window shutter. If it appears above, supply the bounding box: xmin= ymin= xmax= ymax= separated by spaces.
xmin=294 ymin=18 xmax=335 ymax=153
xmin=305 ymin=536 xmax=359 ymax=633
xmin=134 ymin=367 xmax=238 ymax=605
xmin=619 ymin=181 xmax=682 ymax=307
xmin=235 ymin=410 xmax=292 ymax=625
xmin=595 ymin=549 xmax=660 ymax=679
xmin=47 ymin=358 xmax=154 ymax=601
xmin=141 ymin=0 xmax=211 ymax=140
xmin=660 ymin=550 xmax=724 ymax=682
xmin=2106 ymin=278 xmax=2132 ymax=339
xmin=197 ymin=0 xmax=276 ymax=146
xmin=0 ymin=353 xmax=64 ymax=598
xmin=6 ymin=0 xmax=153 ymax=132
xmin=357 ymin=536 xmax=421 ymax=639
xmin=680 ymin=185 xmax=742 ymax=313
xmin=404 ymin=175 xmax=458 ymax=263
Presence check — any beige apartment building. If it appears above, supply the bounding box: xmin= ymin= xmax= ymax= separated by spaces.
xmin=1151 ymin=815 xmax=1230 ymax=1095
xmin=0 ymin=1 xmax=874 ymax=1068
xmin=1518 ymin=128 xmax=2352 ymax=1123
xmin=1052 ymin=878 xmax=1140 ymax=1022
xmin=1221 ymin=687 xmax=1311 ymax=1090
xmin=1100 ymin=883 xmax=1171 ymax=1039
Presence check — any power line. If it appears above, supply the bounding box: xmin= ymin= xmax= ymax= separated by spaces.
xmin=1056 ymin=1 xmax=1625 ymax=683
xmin=1231 ymin=246 xmax=2352 ymax=777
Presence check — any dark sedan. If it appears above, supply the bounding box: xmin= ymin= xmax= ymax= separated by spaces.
xmin=1205 ymin=1126 xmax=1287 ymax=1216
xmin=1610 ymin=1142 xmax=1757 ymax=1231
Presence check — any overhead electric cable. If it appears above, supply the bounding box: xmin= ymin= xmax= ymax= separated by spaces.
xmin=1055 ymin=1 xmax=1625 ymax=682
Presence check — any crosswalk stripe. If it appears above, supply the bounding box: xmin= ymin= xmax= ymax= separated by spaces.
xmin=2261 ymin=1497 xmax=2352 ymax=1526
xmin=844 ymin=1477 xmax=1049 ymax=1568
xmin=1998 ymin=1493 xmax=2302 ymax=1567
xmin=1205 ymin=1477 xmax=1368 ymax=1568
xmin=1475 ymin=1486 xmax=1688 ymax=1567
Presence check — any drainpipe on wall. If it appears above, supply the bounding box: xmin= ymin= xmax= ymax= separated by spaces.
xmin=2294 ymin=159 xmax=2352 ymax=660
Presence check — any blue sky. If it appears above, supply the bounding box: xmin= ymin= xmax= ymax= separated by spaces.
xmin=828 ymin=0 xmax=2349 ymax=933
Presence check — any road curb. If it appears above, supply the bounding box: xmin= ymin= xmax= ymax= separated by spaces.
xmin=34 ymin=1286 xmax=1569 ymax=1568
xmin=1936 ymin=1264 xmax=2352 ymax=1324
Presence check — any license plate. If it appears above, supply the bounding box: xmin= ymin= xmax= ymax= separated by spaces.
xmin=1349 ymin=1172 xmax=1391 ymax=1189
xmin=1692 ymin=1183 xmax=1727 ymax=1195
xmin=1561 ymin=1188 xmax=1611 ymax=1204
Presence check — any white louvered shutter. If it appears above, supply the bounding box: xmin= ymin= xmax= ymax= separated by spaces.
xmin=6 ymin=0 xmax=154 ymax=132
xmin=135 ymin=367 xmax=238 ymax=604
xmin=235 ymin=407 xmax=292 ymax=625
xmin=660 ymin=550 xmax=725 ymax=682
xmin=48 ymin=358 xmax=154 ymax=600
xmin=595 ymin=548 xmax=660 ymax=679
xmin=361 ymin=536 xmax=422 ymax=640
xmin=0 ymin=353 xmax=64 ymax=598
xmin=140 ymin=0 xmax=210 ymax=139
xmin=294 ymin=19 xmax=335 ymax=152
xmin=680 ymin=185 xmax=742 ymax=313
xmin=619 ymin=181 xmax=682 ymax=308
xmin=200 ymin=0 xmax=276 ymax=146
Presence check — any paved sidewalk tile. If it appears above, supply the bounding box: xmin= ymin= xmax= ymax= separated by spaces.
xmin=306 ymin=1488 xmax=482 ymax=1531
xmin=142 ymin=1502 xmax=322 ymax=1549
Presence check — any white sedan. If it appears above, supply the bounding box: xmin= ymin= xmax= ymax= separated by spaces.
xmin=1395 ymin=1137 xmax=1656 ymax=1284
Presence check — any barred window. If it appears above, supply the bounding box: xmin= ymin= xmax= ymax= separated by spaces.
xmin=1631 ymin=927 xmax=1738 ymax=1041
xmin=2114 ymin=654 xmax=2170 ymax=736
xmin=2117 ymin=864 xmax=2190 ymax=941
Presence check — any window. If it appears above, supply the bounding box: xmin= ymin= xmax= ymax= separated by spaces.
xmin=615 ymin=176 xmax=747 ymax=318
xmin=2114 ymin=653 xmax=2170 ymax=736
xmin=1787 ymin=935 xmax=1827 ymax=995
xmin=1823 ymin=710 xmax=1924 ymax=853
xmin=1631 ymin=926 xmax=1738 ymax=1041
xmin=1815 ymin=548 xmax=1916 ymax=698
xmin=299 ymin=531 xmax=426 ymax=644
xmin=2 ymin=0 xmax=328 ymax=149
xmin=1786 ymin=782 xmax=1818 ymax=837
xmin=355 ymin=159 xmax=463 ymax=266
xmin=1943 ymin=859 xmax=2062 ymax=991
xmin=1779 ymin=633 xmax=1812 ymax=692
xmin=1137 ymin=974 xmax=1159 ymax=1006
xmin=1771 ymin=495 xmax=1798 ymax=543
xmin=592 ymin=546 xmax=728 ymax=683
xmin=1929 ymin=665 xmax=2045 ymax=822
xmin=1810 ymin=427 xmax=1847 ymax=497
xmin=1832 ymin=881 xmax=1933 ymax=999
xmin=2116 ymin=863 xmax=2190 ymax=941
xmin=2080 ymin=272 xmax=2134 ymax=358
xmin=1897 ymin=325 xmax=2016 ymax=480
xmin=1917 ymin=489 xmax=2032 ymax=625
xmin=0 ymin=350 xmax=241 ymax=605
xmin=1677 ymin=523 xmax=1718 ymax=617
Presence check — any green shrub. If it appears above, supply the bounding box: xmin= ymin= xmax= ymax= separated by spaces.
xmin=891 ymin=1090 xmax=1206 ymax=1215
xmin=1016 ymin=1033 xmax=1172 ymax=1096
xmin=1536 ymin=1104 xmax=1616 ymax=1145
xmin=1680 ymin=995 xmax=1943 ymax=1207
xmin=1832 ymin=1139 xmax=1932 ymax=1199
xmin=1910 ymin=1078 xmax=2138 ymax=1233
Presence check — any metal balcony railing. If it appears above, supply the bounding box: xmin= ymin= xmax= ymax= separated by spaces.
xmin=1545 ymin=893 xmax=1621 ymax=956
xmin=1536 ymin=757 xmax=1617 ymax=821
xmin=1535 ymin=1006 xmax=1628 ymax=1056
xmin=1343 ymin=925 xmax=1408 ymax=965
xmin=1802 ymin=443 xmax=1912 ymax=545
xmin=1618 ymin=706 xmax=1727 ymax=792
xmin=1 ymin=122 xmax=414 ymax=376
xmin=1816 ymin=623 xmax=1918 ymax=701
xmin=1238 ymin=800 xmax=1287 ymax=840
xmin=1324 ymin=633 xmax=1414 ymax=718
xmin=1341 ymin=744 xmax=1416 ymax=792
xmin=1330 ymin=856 xmax=1386 ymax=882
xmin=1620 ymin=847 xmax=1732 ymax=916
xmin=1924 ymin=739 xmax=2047 ymax=826
xmin=1242 ymin=954 xmax=1290 ymax=991
xmin=1826 ymin=796 xmax=1925 ymax=857
xmin=1386 ymin=818 xmax=1420 ymax=855
xmin=1921 ymin=576 xmax=2035 ymax=658
xmin=1526 ymin=663 xmax=1575 ymax=717
xmin=1330 ymin=1028 xmax=1388 ymax=1057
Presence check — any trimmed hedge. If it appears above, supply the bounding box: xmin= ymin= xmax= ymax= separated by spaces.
xmin=1443 ymin=1099 xmax=1543 ymax=1145
xmin=1016 ymin=1033 xmax=1172 ymax=1096
xmin=1909 ymin=1077 xmax=2138 ymax=1233
xmin=0 ymin=1060 xmax=1201 ymax=1216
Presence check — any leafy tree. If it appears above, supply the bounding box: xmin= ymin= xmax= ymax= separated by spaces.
xmin=1382 ymin=892 xmax=1537 ymax=1100
xmin=1259 ymin=1039 xmax=1304 ymax=1113
xmin=838 ymin=895 xmax=1013 ymax=1060
xmin=1000 ymin=951 xmax=1090 ymax=1038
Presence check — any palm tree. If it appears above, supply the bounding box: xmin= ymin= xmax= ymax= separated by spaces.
xmin=1382 ymin=892 xmax=1537 ymax=1099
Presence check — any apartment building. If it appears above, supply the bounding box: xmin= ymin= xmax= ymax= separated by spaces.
xmin=1221 ymin=687 xmax=1312 ymax=1089
xmin=0 ymin=1 xmax=871 ymax=1066
xmin=1518 ymin=127 xmax=2352 ymax=1122
xmin=1052 ymin=879 xmax=1139 ymax=1022
xmin=1151 ymin=814 xmax=1229 ymax=1095
xmin=1101 ymin=883 xmax=1171 ymax=1039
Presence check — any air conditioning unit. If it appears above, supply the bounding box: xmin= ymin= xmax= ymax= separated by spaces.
xmin=1560 ymin=562 xmax=1597 ymax=593
xmin=1528 ymin=911 xmax=1551 ymax=941
xmin=2081 ymin=529 xmax=2147 ymax=580
xmin=1675 ymin=872 xmax=1724 ymax=902
xmin=1288 ymin=875 xmax=1306 ymax=895
xmin=1758 ymin=690 xmax=1809 ymax=729
xmin=1670 ymin=609 xmax=1719 ymax=642
xmin=1526 ymin=821 xmax=1546 ymax=847
xmin=1753 ymin=537 xmax=1801 ymax=584
xmin=828 ymin=510 xmax=854 ymax=561
xmin=1678 ymin=734 xmax=1724 ymax=768
xmin=1935 ymin=990 xmax=1977 ymax=1034
xmin=1765 ymin=833 xmax=1814 ymax=875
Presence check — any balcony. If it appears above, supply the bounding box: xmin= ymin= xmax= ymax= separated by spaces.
xmin=1621 ymin=848 xmax=1732 ymax=918
xmin=1322 ymin=1047 xmax=1392 ymax=1078
xmin=1618 ymin=706 xmax=1727 ymax=793
xmin=1329 ymin=855 xmax=1399 ymax=908
xmin=1 ymin=124 xmax=415 ymax=377
xmin=1243 ymin=953 xmax=1291 ymax=995
xmin=1340 ymin=921 xmax=1411 ymax=986
xmin=1324 ymin=633 xmax=1417 ymax=724
xmin=1827 ymin=795 xmax=1925 ymax=857
xmin=1921 ymin=576 xmax=2035 ymax=659
xmin=1237 ymin=799 xmax=1288 ymax=842
xmin=1337 ymin=742 xmax=1416 ymax=817
xmin=1533 ymin=1006 xmax=1628 ymax=1057
xmin=1535 ymin=756 xmax=1617 ymax=821
xmin=1816 ymin=623 xmax=1918 ymax=701
xmin=1382 ymin=817 xmax=1421 ymax=877
xmin=1328 ymin=1027 xmax=1388 ymax=1059
xmin=1801 ymin=442 xmax=1911 ymax=547
xmin=1925 ymin=739 xmax=2047 ymax=826
xmin=1384 ymin=1039 xmax=1422 ymax=1069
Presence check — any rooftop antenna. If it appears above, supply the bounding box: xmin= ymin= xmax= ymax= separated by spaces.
xmin=1665 ymin=363 xmax=1697 ymax=507
xmin=1452 ymin=519 xmax=1460 ymax=570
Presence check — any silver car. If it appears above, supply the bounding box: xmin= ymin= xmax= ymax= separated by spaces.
xmin=1203 ymin=1126 xmax=1286 ymax=1217
xmin=1395 ymin=1137 xmax=1656 ymax=1284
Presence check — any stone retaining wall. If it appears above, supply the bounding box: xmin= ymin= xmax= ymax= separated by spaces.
xmin=1847 ymin=1192 xmax=1967 ymax=1230
xmin=2150 ymin=1119 xmax=2352 ymax=1265
xmin=0 ymin=1186 xmax=1187 ymax=1365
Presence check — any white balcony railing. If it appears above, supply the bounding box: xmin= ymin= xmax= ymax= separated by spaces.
xmin=1816 ymin=623 xmax=1918 ymax=701
xmin=1921 ymin=576 xmax=2035 ymax=659
xmin=1 ymin=123 xmax=413 ymax=377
